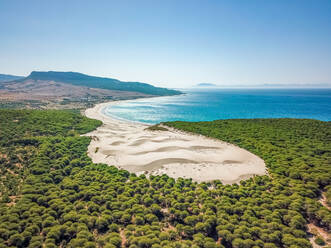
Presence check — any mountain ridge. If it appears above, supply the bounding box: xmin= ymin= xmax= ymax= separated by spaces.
xmin=0 ymin=74 xmax=24 ymax=83
xmin=0 ymin=71 xmax=181 ymax=109
xmin=25 ymin=71 xmax=181 ymax=96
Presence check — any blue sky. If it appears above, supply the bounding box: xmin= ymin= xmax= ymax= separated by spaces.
xmin=0 ymin=0 xmax=330 ymax=87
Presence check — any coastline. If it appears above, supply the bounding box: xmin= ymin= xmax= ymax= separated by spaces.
xmin=84 ymin=99 xmax=267 ymax=184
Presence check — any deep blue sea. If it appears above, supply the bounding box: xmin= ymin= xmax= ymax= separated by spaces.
xmin=102 ymin=89 xmax=331 ymax=124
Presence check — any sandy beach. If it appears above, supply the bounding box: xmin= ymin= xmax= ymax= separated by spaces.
xmin=84 ymin=101 xmax=267 ymax=184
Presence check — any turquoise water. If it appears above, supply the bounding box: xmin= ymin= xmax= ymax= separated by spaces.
xmin=102 ymin=89 xmax=331 ymax=124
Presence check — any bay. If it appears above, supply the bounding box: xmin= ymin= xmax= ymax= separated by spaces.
xmin=102 ymin=89 xmax=331 ymax=124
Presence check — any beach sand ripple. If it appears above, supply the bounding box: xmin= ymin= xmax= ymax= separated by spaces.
xmin=84 ymin=102 xmax=267 ymax=184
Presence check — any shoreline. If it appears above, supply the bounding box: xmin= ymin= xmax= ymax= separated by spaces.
xmin=84 ymin=99 xmax=267 ymax=184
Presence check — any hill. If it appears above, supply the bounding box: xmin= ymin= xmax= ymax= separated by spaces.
xmin=0 ymin=71 xmax=181 ymax=109
xmin=0 ymin=74 xmax=24 ymax=83
xmin=26 ymin=71 xmax=181 ymax=96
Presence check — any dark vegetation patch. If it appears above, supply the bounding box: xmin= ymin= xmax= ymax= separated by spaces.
xmin=314 ymin=236 xmax=325 ymax=246
xmin=145 ymin=124 xmax=169 ymax=132
xmin=0 ymin=100 xmax=47 ymax=109
xmin=0 ymin=112 xmax=330 ymax=247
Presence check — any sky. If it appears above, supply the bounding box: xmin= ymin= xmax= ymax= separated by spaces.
xmin=0 ymin=0 xmax=330 ymax=88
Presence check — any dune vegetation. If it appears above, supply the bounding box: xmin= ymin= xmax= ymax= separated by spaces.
xmin=0 ymin=110 xmax=330 ymax=248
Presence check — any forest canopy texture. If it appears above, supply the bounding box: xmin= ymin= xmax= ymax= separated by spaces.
xmin=0 ymin=110 xmax=330 ymax=248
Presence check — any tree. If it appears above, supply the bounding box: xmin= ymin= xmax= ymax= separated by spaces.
xmin=8 ymin=233 xmax=24 ymax=247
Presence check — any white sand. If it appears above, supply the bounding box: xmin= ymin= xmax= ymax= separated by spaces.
xmin=84 ymin=101 xmax=267 ymax=184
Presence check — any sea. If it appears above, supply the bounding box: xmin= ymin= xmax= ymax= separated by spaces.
xmin=102 ymin=89 xmax=331 ymax=124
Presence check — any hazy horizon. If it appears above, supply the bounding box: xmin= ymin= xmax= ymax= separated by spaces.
xmin=2 ymin=70 xmax=331 ymax=89
xmin=1 ymin=0 xmax=331 ymax=88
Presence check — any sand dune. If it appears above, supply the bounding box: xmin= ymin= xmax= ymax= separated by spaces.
xmin=84 ymin=102 xmax=267 ymax=184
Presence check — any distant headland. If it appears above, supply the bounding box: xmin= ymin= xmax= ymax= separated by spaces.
xmin=0 ymin=71 xmax=181 ymax=109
